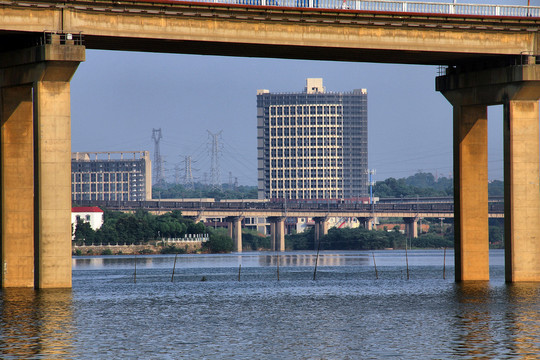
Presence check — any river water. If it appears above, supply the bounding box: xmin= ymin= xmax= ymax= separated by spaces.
xmin=1 ymin=249 xmax=540 ymax=359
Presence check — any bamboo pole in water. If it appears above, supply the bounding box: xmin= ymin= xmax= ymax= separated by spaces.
xmin=313 ymin=238 xmax=321 ymax=281
xmin=238 ymin=264 xmax=242 ymax=282
xmin=134 ymin=255 xmax=137 ymax=283
xmin=372 ymin=252 xmax=379 ymax=280
xmin=171 ymin=254 xmax=178 ymax=283
xmin=443 ymin=247 xmax=446 ymax=280
xmin=405 ymin=245 xmax=410 ymax=280
xmin=276 ymin=253 xmax=280 ymax=281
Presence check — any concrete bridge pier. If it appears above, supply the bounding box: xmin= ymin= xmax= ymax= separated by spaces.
xmin=225 ymin=216 xmax=243 ymax=252
xmin=437 ymin=63 xmax=540 ymax=282
xmin=267 ymin=217 xmax=285 ymax=252
xmin=0 ymin=38 xmax=84 ymax=288
xmin=359 ymin=217 xmax=376 ymax=231
xmin=404 ymin=217 xmax=418 ymax=239
xmin=313 ymin=217 xmax=328 ymax=249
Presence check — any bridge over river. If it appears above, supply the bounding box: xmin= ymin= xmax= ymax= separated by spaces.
xmin=2 ymin=0 xmax=540 ymax=286
xmin=75 ymin=198 xmax=504 ymax=252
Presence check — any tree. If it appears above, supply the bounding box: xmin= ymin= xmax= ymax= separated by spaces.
xmin=242 ymin=229 xmax=270 ymax=250
xmin=204 ymin=229 xmax=233 ymax=253
xmin=373 ymin=172 xmax=453 ymax=198
xmin=74 ymin=219 xmax=96 ymax=244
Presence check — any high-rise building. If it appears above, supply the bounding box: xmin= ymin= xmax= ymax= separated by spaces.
xmin=257 ymin=78 xmax=368 ymax=200
xmin=71 ymin=151 xmax=152 ymax=202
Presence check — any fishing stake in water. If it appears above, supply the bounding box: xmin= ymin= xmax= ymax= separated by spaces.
xmin=276 ymin=253 xmax=280 ymax=281
xmin=372 ymin=252 xmax=379 ymax=280
xmin=405 ymin=244 xmax=410 ymax=280
xmin=134 ymin=255 xmax=137 ymax=284
xmin=238 ymin=264 xmax=242 ymax=282
xmin=171 ymin=254 xmax=178 ymax=283
xmin=443 ymin=247 xmax=446 ymax=280
xmin=313 ymin=238 xmax=321 ymax=281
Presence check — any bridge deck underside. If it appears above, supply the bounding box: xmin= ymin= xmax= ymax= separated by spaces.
xmin=1 ymin=0 xmax=539 ymax=65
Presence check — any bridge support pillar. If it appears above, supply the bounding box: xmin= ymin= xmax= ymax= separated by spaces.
xmin=503 ymin=100 xmax=540 ymax=281
xmin=226 ymin=216 xmax=243 ymax=252
xmin=359 ymin=217 xmax=376 ymax=231
xmin=0 ymin=39 xmax=85 ymax=288
xmin=404 ymin=217 xmax=418 ymax=239
xmin=313 ymin=217 xmax=328 ymax=249
xmin=268 ymin=216 xmax=285 ymax=252
xmin=437 ymin=63 xmax=540 ymax=282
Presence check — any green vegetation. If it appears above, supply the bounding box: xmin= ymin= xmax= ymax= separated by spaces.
xmin=152 ymin=182 xmax=257 ymax=201
xmin=203 ymin=231 xmax=234 ymax=253
xmin=242 ymin=229 xmax=271 ymax=251
xmin=73 ymin=209 xmax=232 ymax=253
xmin=286 ymin=226 xmax=452 ymax=250
xmin=373 ymin=172 xmax=504 ymax=198
xmin=374 ymin=172 xmax=453 ymax=198
xmin=489 ymin=218 xmax=504 ymax=248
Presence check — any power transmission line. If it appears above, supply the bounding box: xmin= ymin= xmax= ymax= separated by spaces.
xmin=207 ymin=130 xmax=223 ymax=190
xmin=151 ymin=128 xmax=165 ymax=186
xmin=183 ymin=155 xmax=195 ymax=190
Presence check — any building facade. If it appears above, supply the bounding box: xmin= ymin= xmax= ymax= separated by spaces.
xmin=71 ymin=206 xmax=104 ymax=232
xmin=71 ymin=151 xmax=152 ymax=202
xmin=257 ymin=78 xmax=368 ymax=200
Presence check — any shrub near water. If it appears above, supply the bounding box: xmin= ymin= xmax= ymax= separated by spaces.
xmin=203 ymin=228 xmax=233 ymax=253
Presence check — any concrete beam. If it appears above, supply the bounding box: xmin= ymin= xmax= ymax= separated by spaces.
xmin=1 ymin=1 xmax=540 ymax=64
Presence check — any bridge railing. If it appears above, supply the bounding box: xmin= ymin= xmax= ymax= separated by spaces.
xmin=75 ymin=199 xmax=504 ymax=214
xmin=204 ymin=0 xmax=540 ymax=18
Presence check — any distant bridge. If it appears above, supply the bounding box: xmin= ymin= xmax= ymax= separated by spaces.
xmin=75 ymin=198 xmax=504 ymax=220
xmin=75 ymin=198 xmax=504 ymax=254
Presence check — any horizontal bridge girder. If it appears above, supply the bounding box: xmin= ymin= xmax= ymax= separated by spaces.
xmin=1 ymin=0 xmax=539 ymax=64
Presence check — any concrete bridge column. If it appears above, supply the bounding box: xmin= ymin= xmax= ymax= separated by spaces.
xmin=0 ymin=39 xmax=85 ymax=288
xmin=454 ymin=104 xmax=489 ymax=281
xmin=226 ymin=216 xmax=243 ymax=252
xmin=504 ymin=100 xmax=540 ymax=281
xmin=267 ymin=216 xmax=285 ymax=251
xmin=1 ymin=85 xmax=35 ymax=287
xmin=313 ymin=217 xmax=328 ymax=248
xmin=403 ymin=217 xmax=419 ymax=239
xmin=358 ymin=217 xmax=376 ymax=230
xmin=437 ymin=63 xmax=540 ymax=282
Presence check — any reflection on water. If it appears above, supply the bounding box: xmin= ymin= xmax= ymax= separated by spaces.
xmin=506 ymin=283 xmax=540 ymax=358
xmin=72 ymin=252 xmax=370 ymax=270
xmin=449 ymin=282 xmax=540 ymax=359
xmin=2 ymin=251 xmax=540 ymax=359
xmin=261 ymin=253 xmax=369 ymax=266
xmin=0 ymin=289 xmax=73 ymax=359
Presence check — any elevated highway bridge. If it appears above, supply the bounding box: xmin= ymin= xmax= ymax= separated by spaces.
xmin=76 ymin=198 xmax=504 ymax=220
xmin=75 ymin=198 xmax=504 ymax=253
xmin=1 ymin=0 xmax=540 ymax=286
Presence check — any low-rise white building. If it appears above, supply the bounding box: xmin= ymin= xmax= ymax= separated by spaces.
xmin=72 ymin=206 xmax=104 ymax=232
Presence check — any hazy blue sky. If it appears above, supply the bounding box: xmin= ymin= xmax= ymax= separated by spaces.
xmin=70 ymin=0 xmax=529 ymax=185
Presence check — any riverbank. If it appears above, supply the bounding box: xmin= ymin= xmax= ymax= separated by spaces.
xmin=73 ymin=242 xmax=204 ymax=255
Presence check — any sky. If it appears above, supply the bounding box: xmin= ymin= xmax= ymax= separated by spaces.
xmin=70 ymin=0 xmax=529 ymax=186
